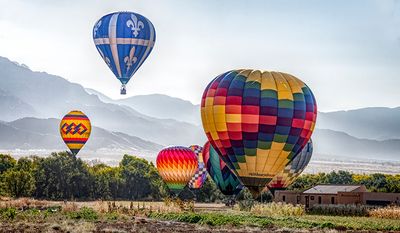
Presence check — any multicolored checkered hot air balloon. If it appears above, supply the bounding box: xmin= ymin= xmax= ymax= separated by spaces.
xmin=93 ymin=12 xmax=156 ymax=94
xmin=60 ymin=110 xmax=91 ymax=156
xmin=201 ymin=69 xmax=317 ymax=197
xmin=188 ymin=145 xmax=208 ymax=189
xmin=156 ymin=146 xmax=198 ymax=195
xmin=267 ymin=139 xmax=313 ymax=193
xmin=203 ymin=141 xmax=243 ymax=196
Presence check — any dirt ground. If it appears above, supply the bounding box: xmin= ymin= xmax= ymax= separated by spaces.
xmin=0 ymin=217 xmax=389 ymax=233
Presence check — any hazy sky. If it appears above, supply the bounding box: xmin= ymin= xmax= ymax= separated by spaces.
xmin=0 ymin=0 xmax=399 ymax=111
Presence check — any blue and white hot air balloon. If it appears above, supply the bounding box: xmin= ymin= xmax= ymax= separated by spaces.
xmin=93 ymin=12 xmax=156 ymax=94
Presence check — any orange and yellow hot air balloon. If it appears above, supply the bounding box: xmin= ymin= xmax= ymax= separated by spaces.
xmin=156 ymin=146 xmax=198 ymax=194
xmin=60 ymin=110 xmax=91 ymax=156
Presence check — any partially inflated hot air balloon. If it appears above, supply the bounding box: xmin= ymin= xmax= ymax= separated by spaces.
xmin=93 ymin=12 xmax=156 ymax=94
xmin=201 ymin=70 xmax=317 ymax=197
xmin=60 ymin=110 xmax=91 ymax=156
xmin=267 ymin=139 xmax=313 ymax=193
xmin=203 ymin=141 xmax=243 ymax=196
xmin=156 ymin=146 xmax=198 ymax=195
xmin=188 ymin=145 xmax=207 ymax=189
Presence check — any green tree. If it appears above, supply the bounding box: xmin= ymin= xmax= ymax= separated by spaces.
xmin=90 ymin=164 xmax=122 ymax=200
xmin=0 ymin=155 xmax=17 ymax=195
xmin=0 ymin=154 xmax=16 ymax=174
xmin=33 ymin=152 xmax=91 ymax=200
xmin=120 ymin=155 xmax=160 ymax=200
xmin=324 ymin=170 xmax=353 ymax=184
xmin=3 ymin=169 xmax=35 ymax=197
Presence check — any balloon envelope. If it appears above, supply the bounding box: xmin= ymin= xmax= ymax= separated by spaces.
xmin=60 ymin=110 xmax=91 ymax=155
xmin=188 ymin=145 xmax=207 ymax=189
xmin=203 ymin=141 xmax=243 ymax=196
xmin=156 ymin=146 xmax=198 ymax=194
xmin=201 ymin=70 xmax=317 ymax=197
xmin=93 ymin=11 xmax=156 ymax=94
xmin=268 ymin=139 xmax=313 ymax=190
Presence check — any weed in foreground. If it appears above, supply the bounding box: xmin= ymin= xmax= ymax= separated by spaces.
xmin=67 ymin=207 xmax=98 ymax=221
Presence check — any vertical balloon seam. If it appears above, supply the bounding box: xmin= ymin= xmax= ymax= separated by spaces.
xmin=220 ymin=71 xmax=239 ymax=174
xmin=206 ymin=73 xmax=230 ymax=169
xmin=224 ymin=70 xmax=244 ymax=176
xmin=289 ymin=73 xmax=310 ymax=159
xmin=269 ymin=72 xmax=295 ymax=174
xmin=275 ymin=73 xmax=309 ymax=170
xmin=242 ymin=69 xmax=256 ymax=177
xmin=109 ymin=13 xmax=122 ymax=79
xmin=94 ymin=16 xmax=115 ymax=79
xmin=132 ymin=17 xmax=155 ymax=75
xmin=291 ymin=74 xmax=314 ymax=159
xmin=258 ymin=72 xmax=279 ymax=177
xmin=255 ymin=70 xmax=263 ymax=181
xmin=242 ymin=69 xmax=258 ymax=177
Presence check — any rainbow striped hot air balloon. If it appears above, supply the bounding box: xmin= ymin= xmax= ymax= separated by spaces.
xmin=268 ymin=139 xmax=313 ymax=193
xmin=188 ymin=145 xmax=207 ymax=189
xmin=203 ymin=141 xmax=243 ymax=196
xmin=156 ymin=146 xmax=198 ymax=195
xmin=60 ymin=110 xmax=91 ymax=156
xmin=201 ymin=69 xmax=317 ymax=197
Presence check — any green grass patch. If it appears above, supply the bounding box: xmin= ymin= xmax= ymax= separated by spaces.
xmin=148 ymin=211 xmax=400 ymax=231
xmin=149 ymin=212 xmax=273 ymax=228
xmin=67 ymin=207 xmax=98 ymax=221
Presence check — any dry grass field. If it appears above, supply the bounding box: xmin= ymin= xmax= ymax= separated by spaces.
xmin=0 ymin=198 xmax=399 ymax=232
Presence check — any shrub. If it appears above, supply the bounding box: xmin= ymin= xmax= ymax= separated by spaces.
xmin=250 ymin=202 xmax=305 ymax=216
xmin=68 ymin=207 xmax=98 ymax=220
xmin=105 ymin=211 xmax=120 ymax=220
xmin=238 ymin=199 xmax=255 ymax=211
xmin=307 ymin=204 xmax=371 ymax=216
xmin=0 ymin=207 xmax=17 ymax=220
xmin=369 ymin=206 xmax=400 ymax=219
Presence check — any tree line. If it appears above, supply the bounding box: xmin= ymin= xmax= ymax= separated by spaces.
xmin=289 ymin=170 xmax=400 ymax=193
xmin=0 ymin=152 xmax=223 ymax=201
xmin=0 ymin=153 xmax=399 ymax=201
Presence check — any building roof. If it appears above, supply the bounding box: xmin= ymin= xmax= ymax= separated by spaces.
xmin=303 ymin=185 xmax=365 ymax=194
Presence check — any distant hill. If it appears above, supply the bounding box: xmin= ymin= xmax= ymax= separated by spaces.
xmin=0 ymin=117 xmax=162 ymax=154
xmin=85 ymin=89 xmax=201 ymax=125
xmin=317 ymin=108 xmax=400 ymax=140
xmin=86 ymin=88 xmax=400 ymax=142
xmin=1 ymin=56 xmax=400 ymax=162
xmin=0 ymin=89 xmax=37 ymax=121
xmin=312 ymin=128 xmax=400 ymax=161
xmin=0 ymin=57 xmax=205 ymax=146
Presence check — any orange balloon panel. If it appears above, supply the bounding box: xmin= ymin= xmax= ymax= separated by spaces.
xmin=156 ymin=146 xmax=198 ymax=194
xmin=60 ymin=110 xmax=91 ymax=155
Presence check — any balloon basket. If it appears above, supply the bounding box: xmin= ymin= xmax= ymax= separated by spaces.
xmin=120 ymin=84 xmax=127 ymax=95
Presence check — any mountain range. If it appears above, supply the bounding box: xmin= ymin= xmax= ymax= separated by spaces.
xmin=0 ymin=56 xmax=399 ymax=162
xmin=0 ymin=57 xmax=205 ymax=147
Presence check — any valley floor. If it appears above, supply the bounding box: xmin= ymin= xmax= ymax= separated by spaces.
xmin=0 ymin=200 xmax=399 ymax=232
xmin=0 ymin=216 xmax=399 ymax=233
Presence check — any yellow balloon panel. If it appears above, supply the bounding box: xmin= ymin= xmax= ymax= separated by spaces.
xmin=60 ymin=110 xmax=91 ymax=155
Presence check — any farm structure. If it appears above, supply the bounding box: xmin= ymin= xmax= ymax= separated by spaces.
xmin=274 ymin=184 xmax=400 ymax=208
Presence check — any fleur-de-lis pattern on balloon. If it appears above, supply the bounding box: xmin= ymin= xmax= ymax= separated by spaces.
xmin=126 ymin=14 xmax=144 ymax=37
xmin=124 ymin=47 xmax=138 ymax=71
xmin=93 ymin=12 xmax=156 ymax=94
xmin=93 ymin=20 xmax=102 ymax=37
xmin=97 ymin=49 xmax=111 ymax=68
